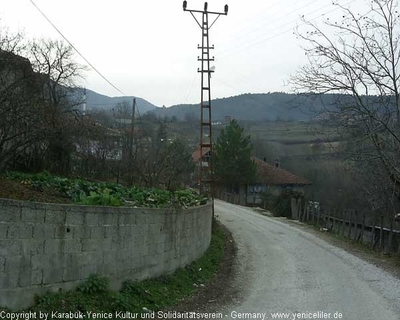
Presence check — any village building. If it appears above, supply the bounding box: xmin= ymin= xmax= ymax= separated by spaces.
xmin=191 ymin=146 xmax=311 ymax=206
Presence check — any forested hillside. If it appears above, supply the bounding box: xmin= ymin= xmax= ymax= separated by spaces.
xmin=85 ymin=89 xmax=158 ymax=114
xmin=152 ymin=93 xmax=355 ymax=121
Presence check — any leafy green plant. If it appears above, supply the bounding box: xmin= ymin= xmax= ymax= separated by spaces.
xmin=109 ymin=293 xmax=137 ymax=311
xmin=4 ymin=171 xmax=208 ymax=208
xmin=79 ymin=189 xmax=122 ymax=206
xmin=77 ymin=275 xmax=109 ymax=294
xmin=173 ymin=189 xmax=208 ymax=207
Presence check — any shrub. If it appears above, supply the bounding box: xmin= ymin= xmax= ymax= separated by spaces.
xmin=77 ymin=275 xmax=109 ymax=294
xmin=79 ymin=189 xmax=122 ymax=206
xmin=267 ymin=189 xmax=305 ymax=218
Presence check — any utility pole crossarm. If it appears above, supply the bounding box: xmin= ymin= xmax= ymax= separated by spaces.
xmin=183 ymin=1 xmax=228 ymax=16
xmin=185 ymin=9 xmax=227 ymax=15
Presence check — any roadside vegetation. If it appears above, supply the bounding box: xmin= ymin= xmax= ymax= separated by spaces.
xmin=1 ymin=171 xmax=207 ymax=208
xmin=260 ymin=190 xmax=304 ymax=219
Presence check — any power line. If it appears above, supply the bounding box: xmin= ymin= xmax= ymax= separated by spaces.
xmin=219 ymin=0 xmax=356 ymax=60
xmin=224 ymin=0 xmax=281 ymax=37
xmin=28 ymin=0 xmax=125 ymax=95
xmin=216 ymin=0 xmax=329 ymax=58
xmin=227 ymin=0 xmax=320 ymax=43
xmin=219 ymin=5 xmax=329 ymax=59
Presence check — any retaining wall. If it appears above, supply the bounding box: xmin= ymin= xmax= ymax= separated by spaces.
xmin=0 ymin=198 xmax=212 ymax=310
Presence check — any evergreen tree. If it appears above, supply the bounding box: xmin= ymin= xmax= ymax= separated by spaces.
xmin=214 ymin=120 xmax=256 ymax=190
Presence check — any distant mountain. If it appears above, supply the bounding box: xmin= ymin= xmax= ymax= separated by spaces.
xmin=151 ymin=93 xmax=349 ymax=121
xmin=85 ymin=89 xmax=159 ymax=114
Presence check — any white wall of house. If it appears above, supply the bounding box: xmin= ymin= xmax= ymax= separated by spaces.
xmin=246 ymin=184 xmax=306 ymax=205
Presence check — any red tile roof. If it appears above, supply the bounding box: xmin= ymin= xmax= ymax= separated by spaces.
xmin=252 ymin=157 xmax=311 ymax=186
xmin=192 ymin=147 xmax=211 ymax=163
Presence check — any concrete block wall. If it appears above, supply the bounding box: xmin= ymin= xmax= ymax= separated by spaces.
xmin=0 ymin=198 xmax=212 ymax=310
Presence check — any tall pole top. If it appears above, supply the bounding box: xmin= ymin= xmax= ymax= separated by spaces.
xmin=183 ymin=1 xmax=228 ymax=16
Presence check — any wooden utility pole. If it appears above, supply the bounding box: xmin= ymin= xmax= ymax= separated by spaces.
xmin=128 ymin=98 xmax=136 ymax=185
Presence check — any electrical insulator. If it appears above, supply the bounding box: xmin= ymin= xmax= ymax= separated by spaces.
xmin=183 ymin=1 xmax=187 ymax=10
xmin=204 ymin=2 xmax=208 ymax=11
xmin=224 ymin=5 xmax=229 ymax=14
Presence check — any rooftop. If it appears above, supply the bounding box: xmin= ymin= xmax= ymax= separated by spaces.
xmin=192 ymin=147 xmax=211 ymax=163
xmin=252 ymin=157 xmax=311 ymax=186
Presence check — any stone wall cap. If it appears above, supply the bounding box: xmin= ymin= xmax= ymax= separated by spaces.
xmin=0 ymin=197 xmax=212 ymax=212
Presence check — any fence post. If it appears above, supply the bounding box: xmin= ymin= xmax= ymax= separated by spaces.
xmin=325 ymin=207 xmax=328 ymax=228
xmin=300 ymin=199 xmax=305 ymax=222
xmin=388 ymin=216 xmax=394 ymax=253
xmin=380 ymin=215 xmax=384 ymax=250
xmin=341 ymin=209 xmax=346 ymax=236
xmin=353 ymin=210 xmax=358 ymax=241
xmin=398 ymin=239 xmax=400 ymax=256
xmin=328 ymin=208 xmax=331 ymax=228
xmin=371 ymin=224 xmax=375 ymax=248
xmin=320 ymin=205 xmax=323 ymax=226
xmin=327 ymin=208 xmax=330 ymax=229
xmin=298 ymin=199 xmax=302 ymax=221
xmin=291 ymin=198 xmax=298 ymax=220
xmin=312 ymin=205 xmax=316 ymax=225
xmin=360 ymin=214 xmax=366 ymax=244
xmin=347 ymin=210 xmax=352 ymax=239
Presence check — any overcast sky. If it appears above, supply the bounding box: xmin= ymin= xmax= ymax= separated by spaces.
xmin=1 ymin=0 xmax=365 ymax=107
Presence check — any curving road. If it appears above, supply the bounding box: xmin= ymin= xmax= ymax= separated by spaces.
xmin=215 ymin=200 xmax=400 ymax=320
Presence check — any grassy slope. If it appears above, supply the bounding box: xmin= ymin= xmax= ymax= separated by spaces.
xmin=168 ymin=120 xmax=337 ymax=158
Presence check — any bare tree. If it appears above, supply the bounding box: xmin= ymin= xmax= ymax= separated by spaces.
xmin=0 ymin=21 xmax=24 ymax=53
xmin=163 ymin=138 xmax=195 ymax=190
xmin=0 ymin=27 xmax=47 ymax=171
xmin=27 ymin=39 xmax=86 ymax=173
xmin=129 ymin=121 xmax=168 ymax=188
xmin=291 ymin=0 xmax=400 ymax=211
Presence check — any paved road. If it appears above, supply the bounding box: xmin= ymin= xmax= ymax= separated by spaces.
xmin=215 ymin=200 xmax=400 ymax=320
